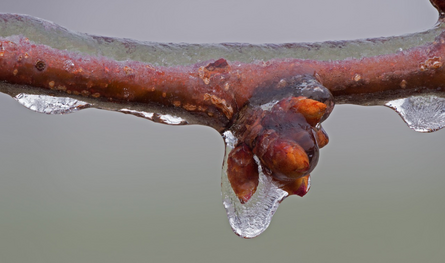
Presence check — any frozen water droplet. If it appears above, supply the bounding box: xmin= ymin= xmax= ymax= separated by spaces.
xmin=221 ymin=132 xmax=288 ymax=238
xmin=157 ymin=114 xmax=187 ymax=125
xmin=223 ymin=130 xmax=238 ymax=148
xmin=119 ymin=108 xmax=154 ymax=119
xmin=386 ymin=95 xmax=445 ymax=132
xmin=14 ymin=93 xmax=90 ymax=114
xmin=119 ymin=109 xmax=187 ymax=125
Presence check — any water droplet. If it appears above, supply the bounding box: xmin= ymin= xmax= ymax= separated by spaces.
xmin=223 ymin=130 xmax=238 ymax=148
xmin=119 ymin=108 xmax=154 ymax=119
xmin=156 ymin=114 xmax=187 ymax=125
xmin=221 ymin=131 xmax=288 ymax=238
xmin=14 ymin=93 xmax=90 ymax=114
xmin=118 ymin=109 xmax=187 ymax=125
xmin=386 ymin=95 xmax=445 ymax=132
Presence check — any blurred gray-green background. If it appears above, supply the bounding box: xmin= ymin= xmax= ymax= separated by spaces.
xmin=1 ymin=0 xmax=444 ymax=262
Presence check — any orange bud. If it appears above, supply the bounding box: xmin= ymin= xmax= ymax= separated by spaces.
xmin=227 ymin=144 xmax=259 ymax=204
xmin=280 ymin=174 xmax=311 ymax=196
xmin=254 ymin=130 xmax=310 ymax=180
xmin=290 ymin=98 xmax=327 ymax=126
xmin=316 ymin=127 xmax=329 ymax=148
xmin=275 ymin=96 xmax=305 ymax=111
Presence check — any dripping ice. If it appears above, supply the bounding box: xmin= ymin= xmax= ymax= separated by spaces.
xmin=386 ymin=95 xmax=445 ymax=132
xmin=14 ymin=93 xmax=90 ymax=114
xmin=11 ymin=94 xmax=188 ymax=125
xmin=221 ymin=131 xmax=288 ymax=239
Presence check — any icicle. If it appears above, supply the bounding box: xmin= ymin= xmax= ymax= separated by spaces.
xmin=385 ymin=95 xmax=445 ymax=132
xmin=221 ymin=131 xmax=288 ymax=238
xmin=14 ymin=93 xmax=90 ymax=114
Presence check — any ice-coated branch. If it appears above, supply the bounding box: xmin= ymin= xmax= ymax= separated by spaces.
xmin=1 ymin=2 xmax=445 ymax=130
xmin=1 ymin=0 xmax=445 ymax=238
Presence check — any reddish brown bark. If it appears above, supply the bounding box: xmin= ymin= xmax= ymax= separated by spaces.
xmin=1 ymin=30 xmax=445 ymax=131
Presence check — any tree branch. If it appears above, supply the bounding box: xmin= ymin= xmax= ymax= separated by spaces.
xmin=1 ymin=0 xmax=444 ymax=238
xmin=1 ymin=4 xmax=445 ymax=130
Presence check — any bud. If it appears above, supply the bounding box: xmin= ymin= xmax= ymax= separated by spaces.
xmin=289 ymin=97 xmax=327 ymax=126
xmin=316 ymin=127 xmax=329 ymax=148
xmin=227 ymin=143 xmax=259 ymax=204
xmin=280 ymin=174 xmax=311 ymax=197
xmin=254 ymin=130 xmax=309 ymax=180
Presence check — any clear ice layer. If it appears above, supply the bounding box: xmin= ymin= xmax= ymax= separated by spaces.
xmin=221 ymin=131 xmax=288 ymax=238
xmin=118 ymin=109 xmax=154 ymax=119
xmin=1 ymin=14 xmax=444 ymax=67
xmin=119 ymin=109 xmax=187 ymax=125
xmin=14 ymin=93 xmax=90 ymax=114
xmin=386 ymin=95 xmax=445 ymax=132
xmin=11 ymin=93 xmax=188 ymax=125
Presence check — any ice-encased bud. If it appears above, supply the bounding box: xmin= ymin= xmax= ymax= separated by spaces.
xmin=280 ymin=174 xmax=311 ymax=197
xmin=283 ymin=75 xmax=335 ymax=122
xmin=254 ymin=129 xmax=310 ymax=180
xmin=386 ymin=95 xmax=445 ymax=132
xmin=221 ymin=75 xmax=334 ymax=238
xmin=227 ymin=143 xmax=259 ymax=204
xmin=287 ymin=97 xmax=328 ymax=126
xmin=315 ymin=127 xmax=329 ymax=148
